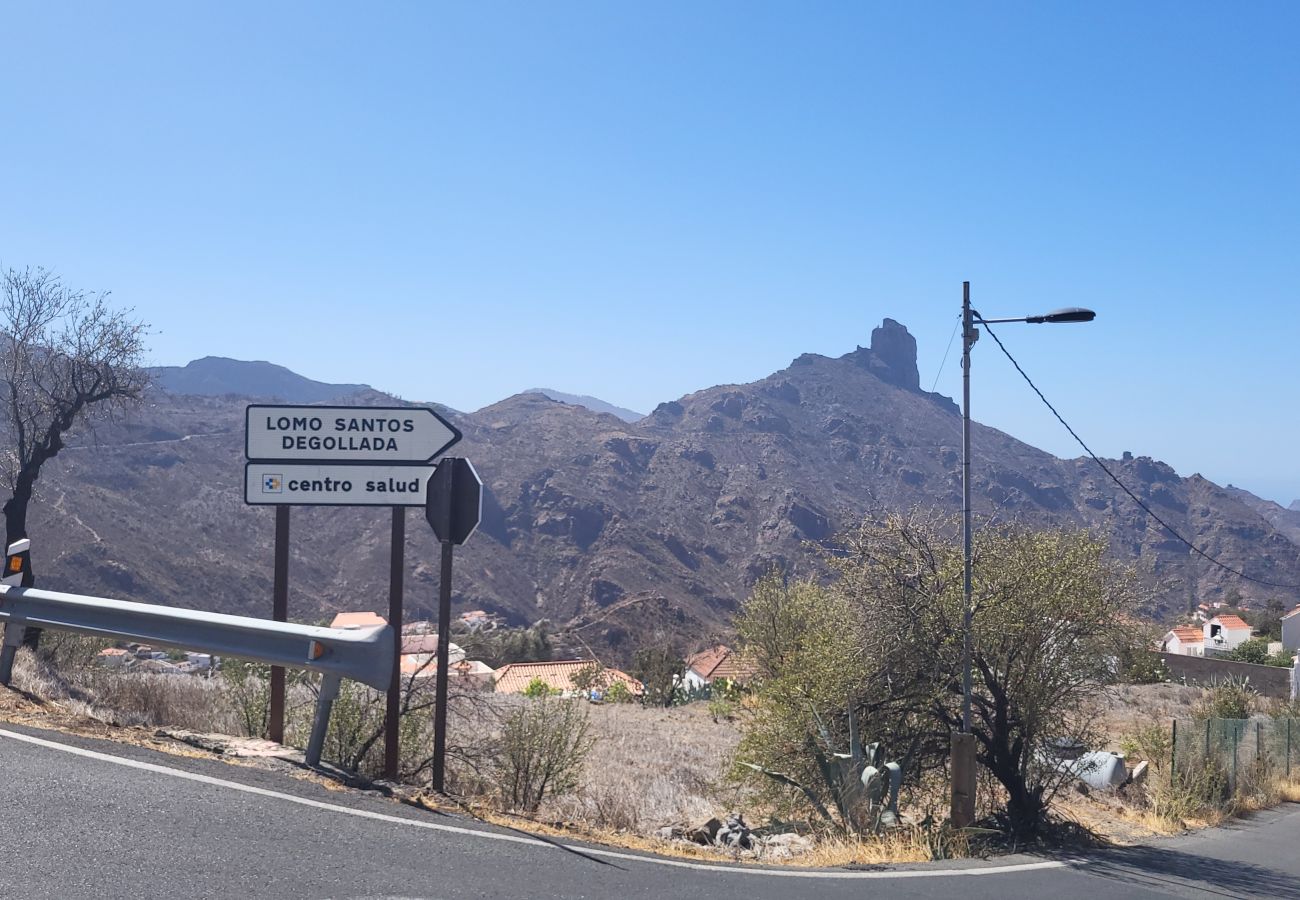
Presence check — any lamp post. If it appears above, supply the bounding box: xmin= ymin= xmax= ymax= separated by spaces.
xmin=951 ymin=281 xmax=1095 ymax=827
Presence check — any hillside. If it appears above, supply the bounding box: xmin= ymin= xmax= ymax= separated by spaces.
xmin=148 ymin=357 xmax=370 ymax=403
xmin=22 ymin=319 xmax=1300 ymax=663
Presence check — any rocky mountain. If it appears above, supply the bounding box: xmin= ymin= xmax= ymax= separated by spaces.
xmin=1224 ymin=486 xmax=1300 ymax=547
xmin=23 ymin=320 xmax=1300 ymax=663
xmin=525 ymin=389 xmax=644 ymax=423
xmin=148 ymin=357 xmax=370 ymax=403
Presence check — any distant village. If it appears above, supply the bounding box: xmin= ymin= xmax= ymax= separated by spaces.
xmin=1159 ymin=597 xmax=1300 ymax=661
xmin=94 ymin=607 xmax=755 ymax=698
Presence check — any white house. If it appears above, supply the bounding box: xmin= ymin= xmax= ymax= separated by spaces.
xmin=1281 ymin=607 xmax=1300 ymax=651
xmin=1203 ymin=614 xmax=1252 ymax=653
xmin=1160 ymin=626 xmax=1205 ymax=656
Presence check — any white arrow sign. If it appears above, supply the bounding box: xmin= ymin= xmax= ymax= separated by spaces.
xmin=245 ymin=463 xmax=435 ymax=506
xmin=245 ymin=405 xmax=461 ymax=463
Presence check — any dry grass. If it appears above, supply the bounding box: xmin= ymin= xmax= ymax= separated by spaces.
xmin=1097 ymin=682 xmax=1203 ymax=749
xmin=799 ymin=827 xmax=967 ymax=866
xmin=9 ymin=647 xmax=237 ymax=731
xmin=544 ymin=702 xmax=745 ymax=832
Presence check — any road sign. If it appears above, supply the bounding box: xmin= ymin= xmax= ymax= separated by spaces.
xmin=245 ymin=463 xmax=435 ymax=507
xmin=425 ymin=457 xmax=482 ymax=545
xmin=245 ymin=405 xmax=461 ymax=464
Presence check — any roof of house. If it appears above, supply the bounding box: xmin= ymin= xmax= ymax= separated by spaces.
xmin=1283 ymin=606 xmax=1300 ymax=621
xmin=97 ymin=648 xmax=130 ymax=656
xmin=1168 ymin=626 xmax=1204 ymax=644
xmin=401 ymin=634 xmax=439 ymax=655
xmin=1209 ymin=614 xmax=1251 ymax=631
xmin=685 ymin=645 xmax=758 ymax=682
xmin=399 ymin=646 xmax=470 ymax=678
xmin=400 ymin=655 xmax=437 ymax=678
xmin=492 ymin=660 xmax=642 ymax=695
xmin=329 ymin=611 xmax=387 ymax=630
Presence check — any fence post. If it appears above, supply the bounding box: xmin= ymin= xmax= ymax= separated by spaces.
xmin=1257 ymin=722 xmax=1262 ymax=761
xmin=1205 ymin=718 xmax=1211 ymax=759
xmin=1288 ymin=719 xmax=1293 ymax=778
xmin=1233 ymin=724 xmax=1239 ymax=792
xmin=1170 ymin=719 xmax=1178 ymax=779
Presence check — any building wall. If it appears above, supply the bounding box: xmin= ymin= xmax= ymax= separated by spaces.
xmin=1283 ymin=616 xmax=1300 ymax=652
xmin=682 ymin=669 xmax=708 ymax=691
xmin=1158 ymin=652 xmax=1295 ymax=699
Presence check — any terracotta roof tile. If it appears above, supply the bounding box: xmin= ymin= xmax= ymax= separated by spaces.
xmin=329 ymin=611 xmax=387 ymax=629
xmin=1170 ymin=626 xmax=1203 ymax=643
xmin=401 ymin=634 xmax=439 ymax=655
xmin=686 ymin=645 xmax=757 ymax=683
xmin=492 ymin=660 xmax=642 ymax=695
xmin=1210 ymin=615 xmax=1251 ymax=631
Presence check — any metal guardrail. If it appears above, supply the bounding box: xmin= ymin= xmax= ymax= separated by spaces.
xmin=0 ymin=558 xmax=394 ymax=767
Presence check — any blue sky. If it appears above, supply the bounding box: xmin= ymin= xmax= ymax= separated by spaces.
xmin=2 ymin=2 xmax=1298 ymax=502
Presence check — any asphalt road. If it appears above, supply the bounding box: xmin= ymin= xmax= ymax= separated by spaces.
xmin=2 ymin=723 xmax=1299 ymax=899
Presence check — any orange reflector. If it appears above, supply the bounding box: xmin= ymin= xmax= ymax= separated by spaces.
xmin=8 ymin=556 xmax=21 ymax=573
xmin=308 ymin=641 xmax=325 ymax=660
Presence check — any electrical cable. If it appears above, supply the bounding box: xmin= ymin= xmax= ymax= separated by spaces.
xmin=978 ymin=316 xmax=1300 ymax=591
xmin=931 ymin=317 xmax=961 ymax=394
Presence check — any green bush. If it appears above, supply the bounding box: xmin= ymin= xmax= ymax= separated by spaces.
xmin=522 ymin=676 xmax=559 ymax=699
xmin=603 ymin=681 xmax=634 ymax=704
xmin=1121 ymin=649 xmax=1170 ymax=684
xmin=1226 ymin=638 xmax=1272 ymax=665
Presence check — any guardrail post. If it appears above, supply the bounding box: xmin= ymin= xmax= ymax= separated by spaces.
xmin=0 ymin=621 xmax=26 ymax=686
xmin=306 ymin=674 xmax=341 ymax=768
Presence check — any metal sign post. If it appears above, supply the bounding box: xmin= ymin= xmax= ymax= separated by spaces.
xmin=270 ymin=506 xmax=290 ymax=743
xmin=425 ymin=457 xmax=483 ymax=793
xmin=243 ymin=404 xmax=462 ymax=759
xmin=384 ymin=506 xmax=405 ymax=780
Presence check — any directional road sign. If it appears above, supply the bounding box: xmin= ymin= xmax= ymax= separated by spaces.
xmin=246 ymin=405 xmax=460 ymax=464
xmin=245 ymin=463 xmax=435 ymax=507
xmin=426 ymin=457 xmax=482 ymax=545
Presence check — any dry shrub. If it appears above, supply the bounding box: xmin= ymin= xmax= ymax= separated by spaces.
xmin=10 ymin=647 xmax=233 ymax=730
xmin=496 ymin=696 xmax=593 ymax=815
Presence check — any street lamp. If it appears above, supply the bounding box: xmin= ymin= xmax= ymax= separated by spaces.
xmin=951 ymin=281 xmax=1095 ymax=827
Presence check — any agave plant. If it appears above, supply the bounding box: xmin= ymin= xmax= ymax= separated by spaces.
xmin=742 ymin=702 xmax=903 ymax=834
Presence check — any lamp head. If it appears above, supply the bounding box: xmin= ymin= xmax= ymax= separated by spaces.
xmin=1026 ymin=307 xmax=1096 ymax=324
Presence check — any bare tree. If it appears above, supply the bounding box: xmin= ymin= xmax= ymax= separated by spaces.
xmin=0 ymin=266 xmax=148 ymax=591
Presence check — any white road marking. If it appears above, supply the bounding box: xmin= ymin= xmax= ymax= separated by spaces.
xmin=0 ymin=727 xmax=1068 ymax=880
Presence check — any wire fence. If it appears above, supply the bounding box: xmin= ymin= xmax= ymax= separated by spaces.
xmin=1172 ymin=717 xmax=1300 ymax=791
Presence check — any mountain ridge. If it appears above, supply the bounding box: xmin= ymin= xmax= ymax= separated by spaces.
xmin=30 ymin=321 xmax=1300 ymax=663
xmin=149 ymin=356 xmax=371 ymax=404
